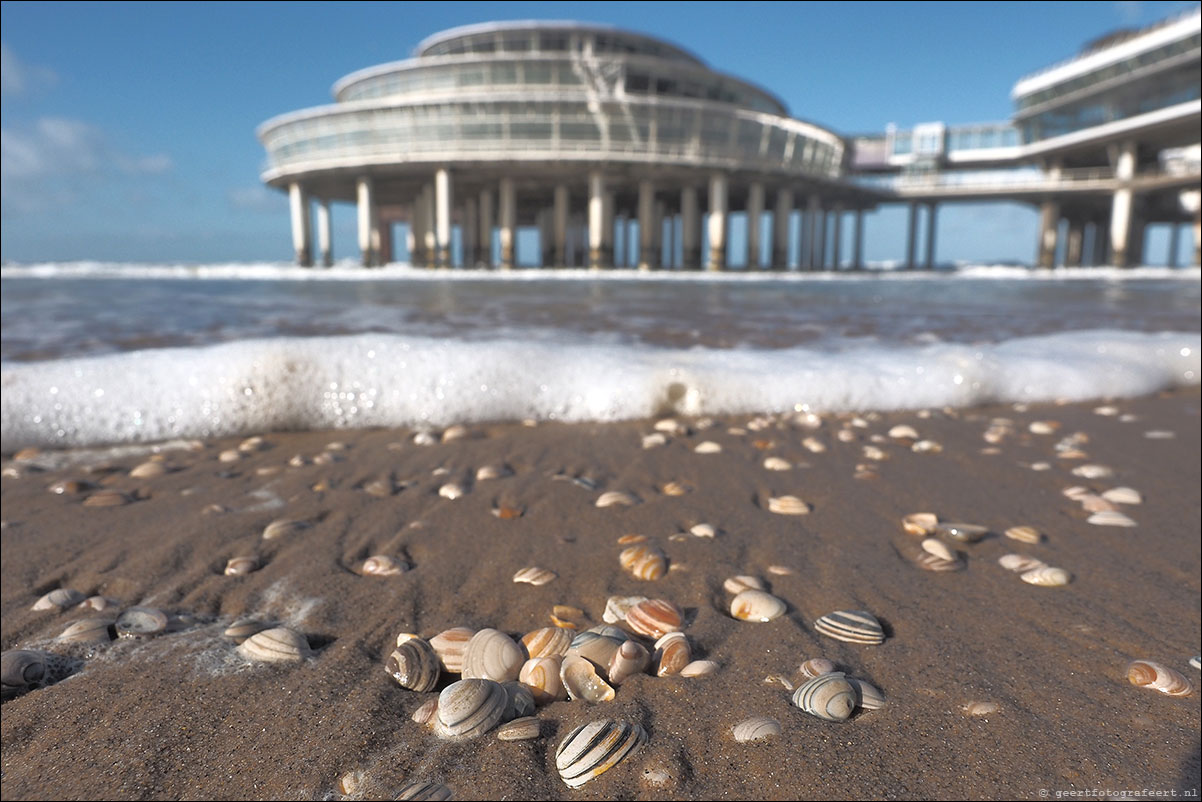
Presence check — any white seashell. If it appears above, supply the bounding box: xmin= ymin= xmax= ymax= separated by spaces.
xmin=1004 ymin=525 xmax=1042 ymax=544
xmin=689 ymin=523 xmax=717 ymax=538
xmin=77 ymin=596 xmax=116 ymax=612
xmin=624 ymin=599 xmax=684 ymax=639
xmin=601 ymin=595 xmax=648 ymax=625
xmin=999 ymin=554 xmax=1047 ymax=573
xmin=555 ymin=719 xmax=647 ymax=788
xmin=1062 ymin=486 xmax=1091 ymax=500
xmin=461 ymin=629 xmax=524 ymax=683
xmin=619 ymin=545 xmax=666 ymax=580
xmin=1127 ymin=660 xmax=1192 ymax=696
xmin=652 ymin=632 xmax=690 ymax=677
xmin=680 ymin=660 xmax=719 ymax=677
xmin=362 ymin=555 xmax=408 ymax=576
xmin=1093 ymin=405 xmax=1119 ymax=416
xmin=1020 ymin=566 xmax=1072 ymax=587
xmin=845 ymin=676 xmax=886 ymax=710
xmin=475 ymin=463 xmax=511 ymax=481
xmin=767 ymin=495 xmax=810 ymax=515
xmin=513 ymin=567 xmax=557 ymax=586
xmin=802 ymin=436 xmax=827 ymax=453
xmin=1028 ymin=420 xmax=1059 ymax=434
xmin=654 ymin=418 xmax=681 ymax=433
xmin=496 ymin=716 xmax=541 ymax=741
xmin=799 ymin=658 xmax=837 ymax=679
xmin=32 ymin=588 xmax=85 ymax=611
xmin=763 ymin=456 xmax=792 ymax=471
xmin=520 ymin=656 xmax=567 ymax=704
xmin=642 ymin=432 xmax=668 ymax=449
xmin=922 ymin=538 xmax=955 ymax=562
xmin=1072 ymin=464 xmax=1113 ymax=479
xmin=1100 ymin=487 xmax=1142 ymax=505
xmin=1144 ymin=430 xmax=1175 ymax=439
xmin=730 ymin=590 xmax=786 ymax=622
xmin=223 ymin=619 xmax=269 ymax=643
xmin=902 ymin=512 xmax=938 ymax=536
xmin=596 ymin=490 xmax=638 ymax=508
xmin=438 ymin=482 xmax=465 ymax=500
xmin=1190 ymin=656 xmax=1201 ymax=671
xmin=660 ymin=480 xmax=690 ymax=496
xmin=114 ymin=606 xmax=168 ymax=639
xmin=218 ymin=449 xmax=242 ymax=463
xmin=435 ymin=678 xmax=508 ymax=739
xmin=412 ymin=430 xmax=437 ymax=446
xmin=723 ymin=575 xmax=766 ymax=594
xmin=560 ymin=654 xmax=616 ymax=703
xmin=395 ymin=782 xmax=453 ymax=800
xmin=813 ymin=610 xmax=885 ymax=645
xmin=791 ymin=673 xmax=857 ymax=721
xmin=608 ymin=639 xmax=651 ymax=685
xmin=262 ymin=518 xmax=308 ymax=540
xmin=732 ymin=716 xmax=781 ymax=742
xmin=430 ymin=627 xmax=474 ymax=673
xmin=1078 ymin=494 xmax=1117 ymax=512
xmin=766 ymin=564 xmax=794 ymax=576
xmin=386 ymin=637 xmax=441 ymax=692
xmin=861 ymin=445 xmax=888 ymax=461
xmin=224 ymin=556 xmax=258 ymax=576
xmin=888 ymin=424 xmax=919 ymax=439
xmin=411 ymin=698 xmax=441 ymax=725
xmin=935 ymin=522 xmax=988 ymax=543
xmin=1029 ymin=461 xmax=1051 ymax=471
xmin=57 ymin=618 xmax=114 ymax=644
xmin=912 ymin=439 xmax=943 ymax=453
xmin=914 ymin=552 xmax=963 ymax=572
xmin=237 ymin=627 xmax=310 ymax=662
xmin=694 ymin=441 xmax=722 ymax=454
xmin=440 ymin=424 xmax=468 ymax=443
xmin=1088 ymin=510 xmax=1137 ymax=527
xmin=962 ymin=701 xmax=1001 ymax=717
xmin=129 ymin=461 xmax=167 ymax=478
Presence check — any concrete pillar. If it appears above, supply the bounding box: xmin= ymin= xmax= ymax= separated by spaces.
xmin=539 ymin=208 xmax=554 ymax=267
xmin=378 ymin=220 xmax=393 ymax=265
xmin=681 ymin=186 xmax=700 ymax=269
xmin=1090 ymin=216 xmax=1109 ymax=266
xmin=654 ymin=200 xmax=666 ymax=268
xmin=814 ymin=208 xmax=827 ymax=269
xmin=434 ymin=168 xmax=453 ymax=268
xmin=588 ymin=171 xmax=605 ymax=269
xmin=852 ymin=208 xmax=865 ymax=269
xmin=499 ymin=177 xmax=516 ymax=270
xmin=638 ymin=180 xmax=656 ymax=270
xmin=1037 ymin=200 xmax=1060 ymax=268
xmin=553 ymin=184 xmax=569 ymax=267
xmin=924 ymin=202 xmax=937 ymax=270
xmin=772 ymin=187 xmax=792 ymax=269
xmin=1129 ymin=217 xmax=1146 ymax=267
xmin=462 ymin=197 xmax=477 ymax=269
xmin=1065 ymin=218 xmax=1085 ymax=267
xmin=707 ymin=173 xmax=728 ymax=271
xmin=421 ymin=184 xmax=436 ymax=267
xmin=905 ymin=201 xmax=919 ymax=270
xmin=1194 ymin=208 xmax=1202 ymax=267
xmin=478 ymin=189 xmax=494 ymax=268
xmin=410 ymin=193 xmax=428 ymax=267
xmin=746 ymin=181 xmax=765 ymax=269
xmin=602 ymin=192 xmax=615 ymax=267
xmin=831 ymin=203 xmax=844 ymax=270
xmin=664 ymin=212 xmax=676 ymax=269
xmin=289 ymin=182 xmax=312 ymax=267
xmin=1109 ymin=141 xmax=1137 ymax=267
xmin=806 ymin=194 xmax=821 ymax=270
xmin=1166 ymin=222 xmax=1180 ymax=268
xmin=356 ymin=176 xmax=376 ymax=267
xmin=316 ymin=198 xmax=332 ymax=267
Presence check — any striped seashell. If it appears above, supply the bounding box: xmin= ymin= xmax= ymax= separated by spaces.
xmin=791 ymin=673 xmax=857 ymax=721
xmin=513 ymin=567 xmax=557 ymax=586
xmin=602 ymin=595 xmax=648 ymax=625
xmin=435 ymin=678 xmax=508 ymax=739
xmin=32 ymin=588 xmax=86 ymax=611
xmin=730 ymin=590 xmax=786 ymax=622
xmin=411 ymin=697 xmax=439 ymax=726
xmin=763 ymin=456 xmax=792 ymax=471
xmin=1100 ymin=486 xmax=1142 ymax=505
xmin=723 ymin=575 xmax=766 ymax=594
xmin=430 ymin=627 xmax=475 ymax=673
xmin=262 ymin=518 xmax=308 ymax=540
xmin=223 ymin=619 xmax=269 ymax=643
xmin=935 ymin=522 xmax=988 ymax=542
xmin=999 ymin=554 xmax=1047 ymax=573
xmin=560 ymin=654 xmax=616 ymax=703
xmin=922 ymin=538 xmax=956 ymax=562
xmin=519 ymin=656 xmax=567 ymax=704
xmin=1087 ymin=510 xmax=1137 ymax=527
xmin=813 ymin=610 xmax=885 ymax=645
xmin=129 ymin=461 xmax=167 ymax=478
xmin=1004 ymin=525 xmax=1042 ymax=544
xmin=461 ymin=629 xmax=525 ymax=683
xmin=115 ymin=606 xmax=169 ymax=639
xmin=653 ymin=632 xmax=690 ymax=677
xmin=915 ymin=552 xmax=962 ymax=572
xmin=617 ymin=534 xmax=647 ymax=545
xmin=660 ymin=480 xmax=691 ymax=496
xmin=642 ymin=432 xmax=668 ymax=449
xmin=1 ymin=649 xmax=74 ymax=701
xmin=767 ymin=495 xmax=810 ymax=515
xmin=1020 ymin=566 xmax=1072 ymax=587
xmin=1072 ymin=464 xmax=1113 ymax=479
xmin=362 ymin=555 xmax=408 ymax=576
xmin=608 ymin=639 xmax=651 ymax=685
xmin=501 ymin=681 xmax=536 ymax=719
xmin=555 ymin=719 xmax=647 ymax=788
xmin=845 ymin=676 xmax=886 ymax=711
xmin=731 ymin=716 xmax=781 ymax=742
xmin=395 ymin=782 xmax=454 ymax=801
xmin=83 ymin=489 xmax=130 ymax=507
xmin=596 ymin=490 xmax=639 ymax=508
xmin=57 ymin=618 xmax=114 ymax=644
xmin=689 ymin=523 xmax=717 ymax=538
xmin=625 ymin=599 xmax=684 ymax=639
xmin=224 ymin=556 xmax=258 ymax=576
xmin=619 ymin=545 xmax=667 ymax=581
xmin=1127 ymin=660 xmax=1192 ymax=696
xmin=680 ymin=659 xmax=719 ymax=677
xmin=496 ymin=716 xmax=541 ymax=741
xmin=237 ymin=627 xmax=311 ymax=663
xmin=475 ymin=463 xmax=511 ymax=481
xmin=521 ymin=627 xmax=573 ymax=659
xmin=570 ymin=628 xmax=628 ymax=668
xmin=386 ymin=637 xmax=441 ymax=692
xmin=438 ymin=482 xmax=465 ymax=500
xmin=799 ymin=658 xmax=838 ymax=679
xmin=694 ymin=441 xmax=722 ymax=454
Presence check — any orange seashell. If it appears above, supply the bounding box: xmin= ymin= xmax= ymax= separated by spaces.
xmin=653 ymin=632 xmax=691 ymax=677
xmin=1127 ymin=660 xmax=1193 ymax=697
xmin=624 ymin=599 xmax=683 ymax=640
xmin=619 ymin=545 xmax=667 ymax=581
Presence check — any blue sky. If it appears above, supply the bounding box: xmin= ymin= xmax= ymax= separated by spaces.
xmin=1 ymin=0 xmax=1196 ymax=264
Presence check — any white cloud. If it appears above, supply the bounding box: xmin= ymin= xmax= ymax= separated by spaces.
xmin=228 ymin=184 xmax=285 ymax=212
xmin=1 ymin=42 xmax=58 ymax=97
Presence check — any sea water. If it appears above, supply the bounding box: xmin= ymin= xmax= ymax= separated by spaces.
xmin=2 ymin=262 xmax=1199 ymax=449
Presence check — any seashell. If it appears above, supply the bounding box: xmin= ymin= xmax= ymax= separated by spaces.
xmin=435 ymin=678 xmax=508 ymax=739
xmin=1144 ymin=429 xmax=1175 ymax=439
xmin=1078 ymin=494 xmax=1117 ymax=512
xmin=1072 ymin=464 xmax=1113 ymax=479
xmin=363 ymin=477 xmax=396 ymax=497
xmin=617 ymin=534 xmax=647 ymax=545
xmin=237 ymin=627 xmax=310 ymax=662
xmin=680 ymin=660 xmax=719 ymax=677
xmin=694 ymin=441 xmax=722 ymax=454
xmin=555 ymin=719 xmax=647 ymax=788
xmin=723 ymin=574 xmax=767 ymax=595
xmin=461 ymin=629 xmax=524 ymax=683
xmin=569 ymin=628 xmax=628 ymax=669
xmin=1029 ymin=461 xmax=1051 ymax=471
xmin=619 ymin=545 xmax=667 ymax=581
xmin=732 ymin=716 xmax=781 ymax=743
xmin=114 ymin=606 xmax=168 ymax=639
xmin=653 ymin=632 xmax=690 ymax=677
xmin=763 ymin=456 xmax=792 ymax=471
xmin=287 ymin=453 xmax=308 ymax=467
xmin=475 ymin=463 xmax=511 ymax=481
xmin=999 ymin=554 xmax=1047 ymax=573
xmin=78 ymin=596 xmax=117 ymax=612
xmin=888 ymin=424 xmax=919 ymax=440
xmin=362 ymin=555 xmax=408 ymax=576
xmin=395 ymin=782 xmax=454 ymax=801
xmin=689 ymin=523 xmax=717 ymax=538
xmin=921 ymin=538 xmax=956 ymax=562
xmin=1020 ymin=566 xmax=1072 ymax=586
xmin=660 ymin=480 xmax=690 ymax=496
xmin=560 ymin=654 xmax=615 ymax=703
xmin=800 ymin=658 xmax=837 ymax=679
xmin=224 ymin=556 xmax=258 ymax=576
xmin=791 ymin=673 xmax=857 ymax=721
xmin=1087 ymin=510 xmax=1137 ymax=527
xmin=32 ymin=588 xmax=85 ymax=611
xmin=963 ymin=701 xmax=1001 ymax=717
xmin=262 ymin=518 xmax=307 ymax=540
xmin=911 ymin=439 xmax=943 ymax=453
xmin=428 ymin=627 xmax=474 ymax=673
xmin=642 ymin=432 xmax=668 ymax=449
xmin=654 ymin=418 xmax=681 ymax=433
xmin=1061 ymin=485 xmax=1091 ymax=500
xmin=218 ymin=449 xmax=242 ymax=462
xmin=491 ymin=504 xmax=523 ymax=519
xmin=521 ymin=627 xmax=573 ymax=659
xmin=501 ymin=680 xmax=536 ymax=719
xmin=766 ymin=564 xmax=794 ymax=576
xmin=83 ymin=489 xmax=130 ymax=507
xmin=813 ymin=610 xmax=885 ymax=645
xmin=496 ymin=715 xmax=541 ymax=741
xmin=1028 ymin=420 xmax=1059 ymax=434
xmin=1100 ymin=487 xmax=1142 ymax=505
xmin=412 ymin=430 xmax=437 ymax=446
xmin=441 ymin=424 xmax=469 ymax=443
xmin=386 ymin=637 xmax=441 ymax=692
xmin=624 ymin=599 xmax=684 ymax=639
xmin=336 ymin=769 xmax=364 ymax=797
xmin=861 ymin=445 xmax=888 ymax=461
xmin=767 ymin=495 xmax=810 ymax=515
xmin=519 ymin=656 xmax=567 ymax=704
xmin=801 ymin=436 xmax=827 ymax=453
xmin=411 ymin=697 xmax=440 ymax=726
xmin=238 ymin=435 xmax=267 ymax=452
xmin=1 ymin=649 xmax=74 ymax=701
xmin=513 ymin=567 xmax=557 ymax=586
xmin=845 ymin=676 xmax=886 ymax=710
xmin=223 ymin=619 xmax=269 ymax=643
xmin=608 ymin=639 xmax=651 ymax=685
xmin=438 ymin=482 xmax=465 ymax=500
xmin=730 ymin=590 xmax=786 ymax=622
xmin=551 ymin=604 xmax=587 ymax=630
xmin=602 ymin=595 xmax=648 ymax=625
xmin=57 ymin=618 xmax=114 ymax=644
xmin=1004 ymin=525 xmax=1042 ymax=544
xmin=596 ymin=490 xmax=638 ymax=508
xmin=47 ymin=479 xmax=89 ymax=495
xmin=1190 ymin=656 xmax=1200 ymax=671
xmin=1127 ymin=660 xmax=1192 ymax=696
xmin=129 ymin=461 xmax=167 ymax=478
xmin=914 ymin=552 xmax=962 ymax=572
xmin=935 ymin=522 xmax=988 ymax=542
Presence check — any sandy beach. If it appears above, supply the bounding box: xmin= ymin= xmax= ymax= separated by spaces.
xmin=1 ymin=387 xmax=1198 ymax=800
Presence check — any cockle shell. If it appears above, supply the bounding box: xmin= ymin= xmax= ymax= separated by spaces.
xmin=653 ymin=632 xmax=690 ymax=677
xmin=1088 ymin=510 xmax=1137 ymax=527
xmin=732 ymin=716 xmax=782 ymax=742
xmin=362 ymin=555 xmax=408 ymax=576
xmin=921 ymin=538 xmax=956 ymax=562
xmin=619 ymin=545 xmax=667 ymax=581
xmin=801 ymin=436 xmax=826 ymax=453
xmin=569 ymin=628 xmax=628 ymax=668
xmin=237 ymin=627 xmax=310 ymax=663
xmin=763 ymin=457 xmax=792 ymax=471
xmin=32 ymin=588 xmax=85 ymax=611
xmin=561 ymin=654 xmax=616 ymax=703
xmin=519 ymin=656 xmax=567 ymax=704
xmin=1004 ymin=525 xmax=1043 ymax=544
xmin=723 ymin=575 xmax=766 ymax=595
xmin=430 ymin=627 xmax=475 ymax=673
xmin=654 ymin=418 xmax=682 ymax=433
xmin=223 ymin=619 xmax=269 ymax=643
xmin=642 ymin=432 xmax=668 ymax=449
xmin=441 ymin=424 xmax=469 ymax=442
xmin=730 ymin=590 xmax=786 ymax=622
xmin=912 ymin=439 xmax=942 ymax=453
xmin=935 ymin=522 xmax=988 ymax=542
xmin=1127 ymin=660 xmax=1192 ymax=696
xmin=902 ymin=512 xmax=938 ymax=536
xmin=999 ymin=554 xmax=1047 ymax=573
xmin=555 ymin=720 xmax=647 ymax=788
xmin=496 ymin=716 xmax=541 ymax=741
xmin=792 ymin=673 xmax=856 ymax=721
xmin=861 ymin=445 xmax=888 ymax=461
xmin=411 ymin=698 xmax=439 ymax=726
xmin=129 ymin=461 xmax=167 ymax=478
xmin=680 ymin=660 xmax=719 ymax=677
xmin=435 ymin=678 xmax=508 ymax=739
xmin=386 ymin=637 xmax=441 ymax=692
xmin=1079 ymin=494 xmax=1117 ymax=513
xmin=224 ymin=556 xmax=258 ymax=576
xmin=412 ymin=430 xmax=437 ymax=445
xmin=513 ymin=567 xmax=557 ymax=586
xmin=1101 ymin=487 xmax=1142 ymax=505
xmin=767 ymin=495 xmax=810 ymax=515
xmin=799 ymin=658 xmax=837 ymax=679
xmin=813 ymin=610 xmax=885 ymax=644
xmin=602 ymin=595 xmax=648 ymax=625
xmin=395 ymin=781 xmax=454 ymax=801
xmin=521 ymin=627 xmax=573 ymax=659
xmin=845 ymin=676 xmax=886 ymax=710
xmin=962 ymin=701 xmax=1001 ymax=717
xmin=1020 ymin=566 xmax=1072 ymax=586
xmin=608 ymin=639 xmax=651 ymax=685
xmin=115 ymin=606 xmax=168 ymax=639
xmin=617 ymin=534 xmax=646 ymax=545
xmin=461 ymin=629 xmax=524 ymax=683
xmin=83 ymin=489 xmax=130 ymax=507
xmin=694 ymin=441 xmax=722 ymax=454
xmin=238 ymin=435 xmax=267 ymax=452
xmin=596 ymin=490 xmax=638 ymax=508
xmin=888 ymin=424 xmax=919 ymax=439
xmin=262 ymin=518 xmax=308 ymax=540
xmin=57 ymin=618 xmax=114 ymax=644
xmin=438 ymin=482 xmax=465 ymax=500
xmin=1 ymin=649 xmax=74 ymax=701
xmin=1028 ymin=420 xmax=1059 ymax=434
xmin=660 ymin=481 xmax=691 ymax=496
xmin=915 ymin=552 xmax=963 ymax=572
xmin=624 ymin=599 xmax=684 ymax=639
xmin=837 ymin=429 xmax=858 ymax=442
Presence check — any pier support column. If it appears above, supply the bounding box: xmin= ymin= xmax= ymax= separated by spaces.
xmin=538 ymin=208 xmax=553 ymax=267
xmin=434 ymin=168 xmax=453 ymax=268
xmin=421 ymin=184 xmax=436 ymax=268
xmin=831 ymin=203 xmax=844 ymax=270
xmin=316 ymin=198 xmax=332 ymax=267
xmin=1167 ymin=222 xmax=1180 ymax=268
xmin=478 ymin=189 xmax=494 ymax=268
xmin=852 ymin=208 xmax=864 ymax=269
xmin=1109 ymin=141 xmax=1137 ymax=267
xmin=772 ymin=187 xmax=792 ymax=269
xmin=815 ymin=208 xmax=827 ymax=269
xmin=410 ymin=192 xmax=428 ymax=267
xmin=289 ymin=182 xmax=312 ymax=267
xmin=553 ymin=184 xmax=569 ymax=267
xmin=805 ymin=194 xmax=821 ymax=270
xmin=462 ymin=198 xmax=477 ymax=269
xmin=498 ymin=177 xmax=516 ymax=270
xmin=1037 ymin=200 xmax=1060 ymax=268
xmin=1129 ymin=217 xmax=1146 ymax=267
xmin=654 ymin=200 xmax=666 ymax=268
xmin=747 ymin=181 xmax=764 ymax=269
xmin=707 ymin=173 xmax=728 ymax=271
xmin=1194 ymin=207 xmax=1202 ymax=267
xmin=356 ymin=176 xmax=376 ymax=267
xmin=638 ymin=180 xmax=656 ymax=270
xmin=681 ymin=186 xmax=700 ymax=270
xmin=905 ymin=201 xmax=919 ymax=270
xmin=378 ymin=219 xmax=393 ymax=265
xmin=602 ymin=192 xmax=615 ymax=268
xmin=588 ymin=171 xmax=605 ymax=269
xmin=1065 ymin=218 xmax=1085 ymax=267
xmin=924 ymin=202 xmax=937 ymax=270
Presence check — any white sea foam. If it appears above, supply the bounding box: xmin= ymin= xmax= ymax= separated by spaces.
xmin=2 ymin=330 xmax=1197 ymax=449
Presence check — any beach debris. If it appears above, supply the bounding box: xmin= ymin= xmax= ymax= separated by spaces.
xmin=1 ymin=649 xmax=75 ymax=701
xmin=223 ymin=556 xmax=258 ymax=576
xmin=609 ymin=639 xmax=652 ymax=684
xmin=496 ymin=716 xmax=541 ymax=741
xmin=560 ymin=654 xmax=615 ymax=702
xmin=680 ymin=659 xmax=719 ymax=677
xmin=386 ymin=637 xmax=441 ymax=693
xmin=82 ymin=489 xmax=130 ymax=507
xmin=732 ymin=716 xmax=781 ymax=742
xmin=115 ymin=606 xmax=169 ymax=639
xmin=520 ymin=656 xmax=567 ymax=704
xmin=624 ymin=599 xmax=684 ymax=639
xmin=555 ymin=719 xmax=647 ymax=788
xmin=1004 ymin=525 xmax=1042 ymax=544
xmin=791 ymin=672 xmax=856 ymax=721
xmin=730 ymin=590 xmax=786 ymax=622
xmin=689 ymin=523 xmax=717 ymax=538
xmin=801 ymin=436 xmax=827 ymax=453
xmin=438 ymin=482 xmax=465 ymax=500
xmin=435 ymin=678 xmax=508 ymax=739
xmin=998 ymin=554 xmax=1047 ymax=573
xmin=1020 ymin=566 xmax=1072 ymax=587
xmin=237 ymin=627 xmax=310 ymax=663
xmin=767 ymin=495 xmax=810 ymax=515
xmin=361 ymin=555 xmax=409 ymax=576
xmin=813 ymin=610 xmax=885 ymax=645
xmin=596 ymin=490 xmax=638 ymax=508
xmin=694 ymin=441 xmax=722 ymax=454
xmin=619 ymin=545 xmax=667 ymax=581
xmin=461 ymin=629 xmax=524 ymax=683
xmin=912 ymin=439 xmax=943 ymax=453
xmin=763 ymin=456 xmax=792 ymax=471
xmin=262 ymin=518 xmax=308 ymax=540
xmin=1127 ymin=660 xmax=1193 ymax=696
xmin=32 ymin=588 xmax=85 ymax=611
xmin=57 ymin=618 xmax=114 ymax=644
xmin=1072 ymin=464 xmax=1113 ymax=479
xmin=642 ymin=432 xmax=668 ymax=449
xmin=475 ymin=463 xmax=511 ymax=481
xmin=962 ymin=701 xmax=1001 ymax=717
xmin=1087 ymin=510 xmax=1137 ymax=527
xmin=902 ymin=512 xmax=938 ymax=536
xmin=1100 ymin=487 xmax=1142 ymax=505
xmin=513 ymin=567 xmax=557 ymax=586
xmin=935 ymin=522 xmax=988 ymax=543
xmin=652 ymin=632 xmax=691 ymax=677
xmin=660 ymin=480 xmax=691 ymax=496
xmin=129 ymin=460 xmax=167 ymax=478
xmin=430 ymin=627 xmax=475 ymax=673
xmin=223 ymin=619 xmax=270 ymax=644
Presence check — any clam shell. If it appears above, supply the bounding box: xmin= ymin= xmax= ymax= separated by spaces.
xmin=521 ymin=627 xmax=573 ymax=659
xmin=496 ymin=716 xmax=541 ymax=741
xmin=82 ymin=489 xmax=130 ymax=507
xmin=962 ymin=701 xmax=1001 ymax=717
xmin=1004 ymin=525 xmax=1042 ymax=544
xmin=430 ymin=627 xmax=475 ymax=673
xmin=569 ymin=628 xmax=628 ymax=668
xmin=362 ymin=555 xmax=408 ymax=576
xmin=412 ymin=430 xmax=436 ymax=445
xmin=1072 ymin=464 xmax=1113 ymax=479
xmin=801 ymin=436 xmax=827 ymax=452
xmin=262 ymin=518 xmax=307 ymax=540
xmin=624 ymin=599 xmax=684 ymax=639
xmin=912 ymin=439 xmax=942 ymax=453
xmin=861 ymin=445 xmax=888 ymax=461
xmin=129 ymin=461 xmax=167 ymax=478
xmin=1020 ymin=566 xmax=1072 ymax=586
xmin=114 ymin=606 xmax=169 ymax=639
xmin=32 ymin=588 xmax=85 ymax=611
xmin=596 ymin=490 xmax=638 ymax=508
xmin=660 ymin=480 xmax=691 ymax=496
xmin=438 ymin=482 xmax=465 ymax=500
xmin=223 ymin=619 xmax=269 ymax=643
xmin=921 ymin=538 xmax=956 ymax=562
xmin=238 ymin=435 xmax=267 ymax=452
xmin=999 ymin=554 xmax=1047 ymax=573
xmin=732 ymin=716 xmax=781 ymax=742
xmin=846 ymin=676 xmax=886 ymax=711
xmin=502 ymin=680 xmax=536 ymax=719
xmin=723 ymin=575 xmax=766 ymax=594
xmin=395 ymin=781 xmax=454 ymax=800
xmin=694 ymin=441 xmax=722 ymax=454
xmin=1079 ymin=494 xmax=1118 ymax=513
xmin=461 ymin=629 xmax=524 ymax=683
xmin=813 ymin=610 xmax=885 ymax=645
xmin=1190 ymin=656 xmax=1201 ymax=671
xmin=57 ymin=618 xmax=114 ymax=644
xmin=224 ymin=556 xmax=258 ymax=576
xmin=619 ymin=545 xmax=667 ymax=581
xmin=441 ymin=424 xmax=469 ymax=442
xmin=555 ymin=719 xmax=647 ymax=788
xmin=436 ymin=678 xmax=508 ymax=739
xmin=237 ymin=627 xmax=310 ymax=662
xmin=1127 ymin=660 xmax=1192 ymax=696
xmin=1062 ymin=485 xmax=1091 ymax=500
xmin=689 ymin=523 xmax=717 ymax=538
xmin=607 ymin=639 xmax=651 ymax=685
xmin=642 ymin=432 xmax=668 ymax=449
xmin=602 ymin=595 xmax=648 ymax=625
xmin=475 ymin=463 xmax=511 ymax=481
xmin=386 ymin=637 xmax=441 ymax=692
xmin=763 ymin=456 xmax=792 ymax=471
xmin=654 ymin=418 xmax=681 ymax=433
xmin=519 ymin=656 xmax=567 ymax=704
xmin=411 ymin=697 xmax=439 ymax=726
xmin=914 ymin=552 xmax=962 ymax=572
xmin=767 ymin=495 xmax=810 ymax=515
xmin=653 ymin=632 xmax=690 ymax=677
xmin=680 ymin=659 xmax=719 ymax=677
xmin=791 ymin=673 xmax=856 ymax=721
xmin=560 ymin=654 xmax=616 ymax=703
xmin=799 ymin=658 xmax=837 ymax=679
xmin=218 ymin=449 xmax=242 ymax=462
xmin=2 ymin=649 xmax=73 ymax=701
xmin=1087 ymin=510 xmax=1137 ymax=527
xmin=1100 ymin=487 xmax=1142 ymax=505
xmin=888 ymin=424 xmax=919 ymax=439
xmin=513 ymin=567 xmax=557 ymax=586
xmin=935 ymin=522 xmax=988 ymax=542
xmin=730 ymin=590 xmax=786 ymax=622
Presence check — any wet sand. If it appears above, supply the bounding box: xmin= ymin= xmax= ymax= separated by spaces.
xmin=2 ymin=389 xmax=1199 ymax=800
